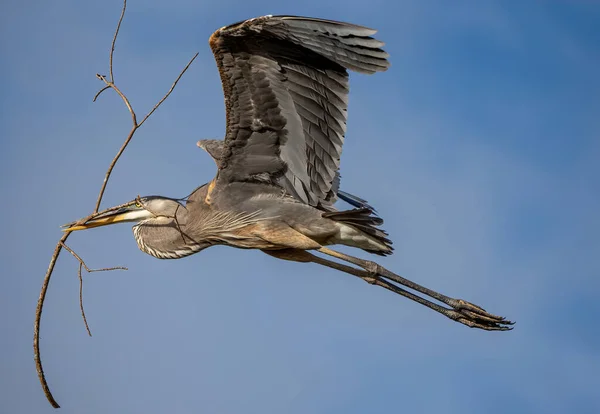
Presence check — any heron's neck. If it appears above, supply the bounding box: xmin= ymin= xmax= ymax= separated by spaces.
xmin=132 ymin=215 xmax=209 ymax=259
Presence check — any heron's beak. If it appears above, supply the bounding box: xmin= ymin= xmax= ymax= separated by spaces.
xmin=62 ymin=205 xmax=153 ymax=232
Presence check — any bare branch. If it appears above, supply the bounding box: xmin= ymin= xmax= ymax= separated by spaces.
xmin=78 ymin=263 xmax=92 ymax=336
xmin=110 ymin=0 xmax=127 ymax=82
xmin=138 ymin=52 xmax=199 ymax=127
xmin=60 ymin=240 xmax=128 ymax=274
xmin=92 ymin=85 xmax=111 ymax=102
xmin=34 ymin=233 xmax=70 ymax=409
xmin=93 ymin=123 xmax=137 ymax=213
xmin=36 ymin=0 xmax=198 ymax=407
xmin=94 ymin=74 xmax=137 ymax=126
xmin=93 ymin=51 xmax=197 ymax=212
xmin=60 ymin=241 xmax=128 ymax=336
xmin=35 ymin=200 xmax=136 ymax=407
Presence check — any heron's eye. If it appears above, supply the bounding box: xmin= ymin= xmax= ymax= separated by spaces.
xmin=135 ymin=201 xmax=142 ymax=208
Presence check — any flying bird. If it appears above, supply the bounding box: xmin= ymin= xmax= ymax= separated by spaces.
xmin=64 ymin=15 xmax=513 ymax=330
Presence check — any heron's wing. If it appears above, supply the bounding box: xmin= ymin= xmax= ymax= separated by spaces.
xmin=197 ymin=137 xmax=376 ymax=211
xmin=209 ymin=15 xmax=389 ymax=208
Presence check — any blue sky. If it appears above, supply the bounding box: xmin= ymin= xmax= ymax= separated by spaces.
xmin=1 ymin=0 xmax=599 ymax=413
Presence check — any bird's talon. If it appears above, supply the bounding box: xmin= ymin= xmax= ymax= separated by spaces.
xmin=448 ymin=307 xmax=513 ymax=331
xmin=459 ymin=309 xmax=504 ymax=324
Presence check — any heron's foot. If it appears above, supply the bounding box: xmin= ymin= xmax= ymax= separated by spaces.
xmin=446 ymin=299 xmax=514 ymax=331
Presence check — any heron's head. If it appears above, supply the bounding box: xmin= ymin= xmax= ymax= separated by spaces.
xmin=62 ymin=196 xmax=186 ymax=232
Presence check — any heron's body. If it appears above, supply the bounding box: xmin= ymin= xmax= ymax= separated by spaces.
xmin=132 ymin=180 xmax=390 ymax=259
xmin=65 ymin=15 xmax=513 ymax=331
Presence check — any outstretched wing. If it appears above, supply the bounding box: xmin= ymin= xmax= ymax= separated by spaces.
xmin=208 ymin=15 xmax=389 ymax=209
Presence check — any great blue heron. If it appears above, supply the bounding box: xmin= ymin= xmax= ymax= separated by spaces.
xmin=64 ymin=15 xmax=513 ymax=331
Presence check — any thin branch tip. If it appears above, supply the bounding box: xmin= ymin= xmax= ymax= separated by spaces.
xmin=138 ymin=51 xmax=199 ymax=127
xmin=109 ymin=0 xmax=128 ymax=82
xmin=93 ymin=85 xmax=111 ymax=102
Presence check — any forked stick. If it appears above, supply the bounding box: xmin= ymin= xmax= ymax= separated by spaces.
xmin=34 ymin=0 xmax=198 ymax=408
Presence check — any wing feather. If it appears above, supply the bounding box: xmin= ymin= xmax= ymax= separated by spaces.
xmin=209 ymin=15 xmax=389 ymax=208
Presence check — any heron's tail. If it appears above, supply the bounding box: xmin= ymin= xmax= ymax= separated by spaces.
xmin=323 ymin=208 xmax=393 ymax=256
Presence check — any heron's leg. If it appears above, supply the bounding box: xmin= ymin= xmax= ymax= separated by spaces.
xmin=319 ymin=247 xmax=462 ymax=305
xmin=263 ymin=249 xmax=512 ymax=331
xmin=317 ymin=247 xmax=513 ymax=328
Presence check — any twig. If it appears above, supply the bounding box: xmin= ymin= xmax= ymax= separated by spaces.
xmin=60 ymin=241 xmax=128 ymax=336
xmin=93 ymin=119 xmax=136 ymax=213
xmin=60 ymin=242 xmax=128 ymax=274
xmin=93 ymin=51 xmax=198 ymax=213
xmin=78 ymin=263 xmax=91 ymax=336
xmin=95 ymin=74 xmax=136 ymax=125
xmin=35 ymin=201 xmax=137 ymax=408
xmin=34 ymin=0 xmax=198 ymax=407
xmin=91 ymin=0 xmax=127 ymax=103
xmin=138 ymin=52 xmax=199 ymax=127
xmin=92 ymin=85 xmax=111 ymax=102
xmin=110 ymin=0 xmax=127 ymax=82
xmin=34 ymin=233 xmax=70 ymax=409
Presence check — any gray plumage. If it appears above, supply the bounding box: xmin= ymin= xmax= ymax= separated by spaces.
xmin=64 ymin=16 xmax=513 ymax=331
xmin=208 ymin=15 xmax=389 ymax=210
xmin=197 ymin=138 xmax=375 ymax=210
xmin=70 ymin=15 xmax=394 ymax=257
